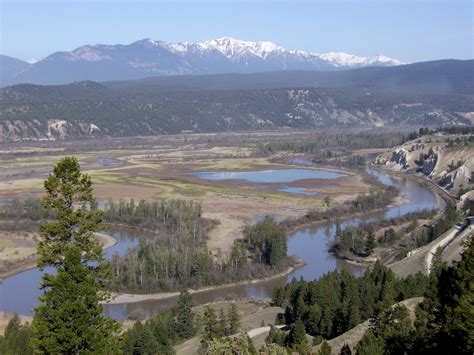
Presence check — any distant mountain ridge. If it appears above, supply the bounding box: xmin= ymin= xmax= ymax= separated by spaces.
xmin=0 ymin=37 xmax=403 ymax=85
xmin=1 ymin=59 xmax=472 ymax=141
xmin=105 ymin=59 xmax=474 ymax=96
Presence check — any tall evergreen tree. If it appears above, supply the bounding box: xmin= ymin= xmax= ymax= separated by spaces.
xmin=227 ymin=303 xmax=241 ymax=335
xmin=366 ymin=229 xmax=375 ymax=255
xmin=413 ymin=234 xmax=474 ymax=354
xmin=174 ymin=289 xmax=195 ymax=339
xmin=31 ymin=157 xmax=118 ymax=353
xmin=355 ymin=332 xmax=383 ymax=355
xmin=286 ymin=318 xmax=307 ymax=350
xmin=217 ymin=308 xmax=227 ymax=338
xmin=122 ymin=322 xmax=160 ymax=355
xmin=0 ymin=315 xmax=32 ymax=355
xmin=202 ymin=306 xmax=219 ymax=343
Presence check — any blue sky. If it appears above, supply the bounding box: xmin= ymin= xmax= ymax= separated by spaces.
xmin=1 ymin=0 xmax=472 ymax=63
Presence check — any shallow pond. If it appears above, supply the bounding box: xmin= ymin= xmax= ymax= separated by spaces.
xmin=192 ymin=168 xmax=346 ymax=195
xmin=192 ymin=168 xmax=347 ymax=183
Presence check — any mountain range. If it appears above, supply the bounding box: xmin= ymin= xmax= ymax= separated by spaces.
xmin=0 ymin=37 xmax=403 ymax=86
xmin=1 ymin=59 xmax=472 ymax=141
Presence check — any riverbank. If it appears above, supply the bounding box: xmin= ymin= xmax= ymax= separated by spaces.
xmin=107 ymin=259 xmax=305 ymax=305
xmin=285 ymin=163 xmax=449 ymax=268
xmin=108 ymin=164 xmax=449 ymax=306
xmin=0 ymin=231 xmax=117 ymax=281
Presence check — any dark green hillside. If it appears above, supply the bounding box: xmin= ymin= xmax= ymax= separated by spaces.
xmin=0 ymin=60 xmax=472 ymax=141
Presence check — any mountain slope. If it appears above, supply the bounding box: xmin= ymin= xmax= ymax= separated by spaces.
xmin=105 ymin=60 xmax=474 ymax=96
xmin=1 ymin=60 xmax=471 ymax=141
xmin=0 ymin=55 xmax=31 ymax=85
xmin=1 ymin=37 xmax=402 ymax=85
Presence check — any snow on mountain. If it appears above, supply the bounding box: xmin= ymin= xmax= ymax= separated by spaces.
xmin=132 ymin=36 xmax=402 ymax=66
xmin=199 ymin=37 xmax=282 ymax=59
xmin=2 ymin=37 xmax=404 ymax=85
xmin=318 ymin=52 xmax=403 ymax=67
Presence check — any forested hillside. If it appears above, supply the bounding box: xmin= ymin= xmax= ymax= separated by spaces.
xmin=1 ymin=60 xmax=472 ymax=141
xmin=1 ymin=86 xmax=472 ymax=141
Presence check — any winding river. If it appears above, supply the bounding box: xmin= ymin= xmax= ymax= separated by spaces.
xmin=0 ymin=168 xmax=444 ymax=321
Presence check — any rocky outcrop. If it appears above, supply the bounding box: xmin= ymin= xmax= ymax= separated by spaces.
xmin=0 ymin=119 xmax=101 ymax=141
xmin=376 ymin=136 xmax=473 ymax=197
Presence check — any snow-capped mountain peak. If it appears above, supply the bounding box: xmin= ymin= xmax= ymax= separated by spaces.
xmin=74 ymin=36 xmax=402 ymax=68
xmin=3 ymin=37 xmax=405 ymax=85
xmin=199 ymin=37 xmax=282 ymax=59
xmin=317 ymin=52 xmax=403 ymax=67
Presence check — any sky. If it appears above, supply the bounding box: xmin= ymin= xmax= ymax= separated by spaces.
xmin=1 ymin=0 xmax=472 ymax=63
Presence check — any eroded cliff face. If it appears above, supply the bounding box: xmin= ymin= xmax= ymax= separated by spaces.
xmin=376 ymin=136 xmax=474 ymax=197
xmin=0 ymin=119 xmax=101 ymax=141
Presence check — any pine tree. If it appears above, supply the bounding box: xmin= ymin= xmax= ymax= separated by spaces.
xmin=37 ymin=157 xmax=104 ymax=268
xmin=217 ymin=308 xmax=227 ymax=338
xmin=175 ymin=289 xmax=195 ymax=339
xmin=0 ymin=315 xmax=32 ymax=355
xmin=355 ymin=332 xmax=383 ymax=355
xmin=31 ymin=157 xmax=119 ymax=353
xmin=294 ymin=294 xmax=307 ymax=320
xmin=318 ymin=341 xmax=332 ymax=355
xmin=122 ymin=322 xmax=160 ymax=355
xmin=206 ymin=333 xmax=257 ymax=353
xmin=306 ymin=305 xmax=322 ymax=335
xmin=227 ymin=303 xmax=240 ymax=335
xmin=32 ymin=246 xmax=119 ymax=353
xmin=148 ymin=311 xmax=177 ymax=353
xmin=366 ymin=229 xmax=375 ymax=255
xmin=286 ymin=318 xmax=307 ymax=349
xmin=202 ymin=306 xmax=219 ymax=343
xmin=266 ymin=326 xmax=287 ymax=347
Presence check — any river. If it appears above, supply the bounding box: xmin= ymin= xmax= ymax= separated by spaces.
xmin=0 ymin=168 xmax=444 ymax=321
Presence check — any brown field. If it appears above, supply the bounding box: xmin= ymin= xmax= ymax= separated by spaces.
xmin=0 ymin=133 xmax=371 ymax=259
xmin=0 ymin=231 xmax=116 ymax=280
xmin=0 ymin=231 xmax=38 ymax=280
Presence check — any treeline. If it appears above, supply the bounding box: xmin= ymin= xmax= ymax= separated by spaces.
xmin=414 ymin=204 xmax=461 ymax=248
xmin=255 ymin=131 xmax=411 ymax=156
xmin=102 ymin=199 xmax=212 ymax=231
xmin=355 ymin=235 xmax=473 ymax=354
xmin=0 ymin=198 xmax=50 ymax=231
xmin=107 ymin=200 xmax=291 ymax=292
xmin=241 ymin=216 xmax=287 ymax=267
xmin=106 ymin=199 xmax=217 ymax=292
xmin=121 ymin=290 xmax=198 ymax=354
xmin=0 ymin=290 xmax=242 ymax=355
xmin=271 ymin=262 xmax=428 ymax=341
xmin=406 ymin=126 xmax=474 ymax=140
xmin=331 ymin=204 xmax=461 ymax=261
xmin=332 ymin=209 xmax=437 ymax=258
xmin=281 ymin=186 xmax=399 ymax=231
